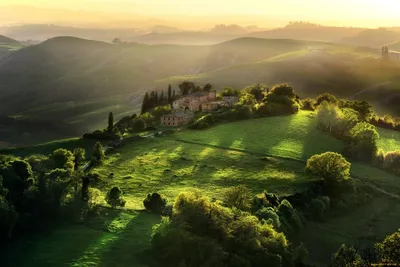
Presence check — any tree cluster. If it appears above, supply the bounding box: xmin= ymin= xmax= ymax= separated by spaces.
xmin=255 ymin=84 xmax=300 ymax=116
xmin=332 ymin=229 xmax=400 ymax=266
xmin=151 ymin=190 xmax=305 ymax=267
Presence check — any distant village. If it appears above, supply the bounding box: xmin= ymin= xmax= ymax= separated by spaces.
xmin=161 ymin=90 xmax=239 ymax=127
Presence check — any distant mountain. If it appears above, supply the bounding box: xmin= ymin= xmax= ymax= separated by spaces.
xmin=388 ymin=41 xmax=400 ymax=51
xmin=0 ymin=36 xmax=324 ymax=144
xmin=0 ymin=35 xmax=19 ymax=45
xmin=129 ymin=31 xmax=239 ymax=45
xmin=0 ymin=24 xmax=146 ymax=42
xmin=150 ymin=25 xmax=181 ymax=34
xmin=209 ymin=24 xmax=249 ymax=35
xmin=248 ymin=24 xmax=365 ymax=43
xmin=341 ymin=28 xmax=400 ymax=48
xmin=1 ymin=35 xmax=399 ymax=145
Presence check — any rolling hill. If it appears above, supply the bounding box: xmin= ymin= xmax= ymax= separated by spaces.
xmin=340 ymin=28 xmax=400 ymax=48
xmin=0 ymin=37 xmax=322 ymax=145
xmin=3 ymin=111 xmax=400 ymax=267
xmin=0 ymin=34 xmax=20 ymax=45
xmin=1 ymin=35 xmax=400 ymax=146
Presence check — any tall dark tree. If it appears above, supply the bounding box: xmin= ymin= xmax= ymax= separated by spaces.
xmin=141 ymin=92 xmax=150 ymax=114
xmin=167 ymin=85 xmax=172 ymax=104
xmin=204 ymin=83 xmax=212 ymax=92
xmin=108 ymin=112 xmax=114 ymax=133
xmin=179 ymin=81 xmax=195 ymax=96
xmin=149 ymin=91 xmax=158 ymax=108
xmin=159 ymin=91 xmax=164 ymax=105
xmin=155 ymin=91 xmax=159 ymax=105
xmin=172 ymin=89 xmax=176 ymax=100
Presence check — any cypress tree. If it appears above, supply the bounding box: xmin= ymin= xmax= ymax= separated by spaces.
xmin=155 ymin=91 xmax=159 ymax=106
xmin=159 ymin=91 xmax=164 ymax=105
xmin=168 ymin=85 xmax=172 ymax=104
xmin=108 ymin=112 xmax=114 ymax=133
xmin=172 ymin=89 xmax=176 ymax=101
xmin=141 ymin=92 xmax=150 ymax=114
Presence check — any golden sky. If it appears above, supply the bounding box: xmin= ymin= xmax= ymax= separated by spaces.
xmin=2 ymin=0 xmax=400 ymax=27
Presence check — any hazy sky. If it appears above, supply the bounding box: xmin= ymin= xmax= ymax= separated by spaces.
xmin=2 ymin=0 xmax=400 ymax=27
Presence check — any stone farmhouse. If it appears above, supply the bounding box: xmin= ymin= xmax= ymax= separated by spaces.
xmin=161 ymin=90 xmax=239 ymax=127
xmin=173 ymin=91 xmax=217 ymax=112
xmin=161 ymin=111 xmax=194 ymax=127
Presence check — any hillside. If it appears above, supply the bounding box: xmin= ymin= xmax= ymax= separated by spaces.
xmin=249 ymin=24 xmax=365 ymax=43
xmin=158 ymin=46 xmax=400 ymax=116
xmin=0 ymin=37 xmax=337 ymax=145
xmin=0 ymin=34 xmax=19 ymax=45
xmin=3 ymin=111 xmax=400 ymax=267
xmin=388 ymin=41 xmax=400 ymax=51
xmin=2 ymin=36 xmax=400 ymax=146
xmin=340 ymin=28 xmax=400 ymax=48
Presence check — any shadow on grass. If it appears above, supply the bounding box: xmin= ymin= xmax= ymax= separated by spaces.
xmin=1 ymin=207 xmax=122 ymax=267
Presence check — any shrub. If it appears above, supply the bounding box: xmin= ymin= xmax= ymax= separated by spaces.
xmin=255 ymin=207 xmax=281 ymax=229
xmin=376 ymin=229 xmax=400 ymax=264
xmin=83 ymin=130 xmax=118 ymax=140
xmin=294 ymin=243 xmax=309 ymax=266
xmin=308 ymin=198 xmax=326 ymax=220
xmin=73 ymin=148 xmax=86 ymax=169
xmin=277 ymin=199 xmax=303 ymax=234
xmin=316 ymin=101 xmax=342 ymax=134
xmin=152 ymin=190 xmax=293 ymax=267
xmin=315 ymin=93 xmax=338 ymax=107
xmin=306 ymin=152 xmax=351 ymax=183
xmin=131 ymin=119 xmax=146 ymax=133
xmin=331 ymin=244 xmax=363 ymax=267
xmin=189 ymin=114 xmax=215 ymax=129
xmin=374 ymin=149 xmax=385 ymax=168
xmin=223 ymin=185 xmax=252 ymax=211
xmin=143 ymin=193 xmax=167 ymax=214
xmin=51 ymin=149 xmax=75 ymax=170
xmin=340 ymin=100 xmax=373 ymax=121
xmin=92 ymin=142 xmax=105 ymax=162
xmin=346 ymin=122 xmax=379 ymax=163
xmin=383 ymin=150 xmax=400 ymax=174
xmin=301 ymin=98 xmax=316 ymax=111
xmin=105 ymin=186 xmax=126 ymax=208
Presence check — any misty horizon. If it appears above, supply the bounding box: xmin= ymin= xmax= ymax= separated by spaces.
xmin=1 ymin=1 xmax=400 ymax=30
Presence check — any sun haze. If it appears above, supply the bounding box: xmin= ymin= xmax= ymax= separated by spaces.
xmin=1 ymin=0 xmax=400 ymax=28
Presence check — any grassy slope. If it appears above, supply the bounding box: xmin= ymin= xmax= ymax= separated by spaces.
xmin=4 ymin=208 xmax=160 ymax=267
xmin=377 ymin=127 xmax=400 ymax=152
xmin=4 ymin=111 xmax=400 ymax=267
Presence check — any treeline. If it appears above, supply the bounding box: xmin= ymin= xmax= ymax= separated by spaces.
xmin=0 ymin=141 xmax=111 ymax=245
xmin=141 ymin=82 xmax=213 ymax=114
xmin=189 ymin=83 xmax=300 ymax=129
xmin=302 ymin=93 xmax=400 ymax=177
xmin=144 ymin=148 xmax=399 ymax=266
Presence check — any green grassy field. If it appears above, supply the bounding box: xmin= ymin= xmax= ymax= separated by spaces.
xmin=3 ymin=208 xmax=160 ymax=267
xmin=3 ymin=111 xmax=400 ymax=267
xmin=0 ymin=138 xmax=105 ymax=158
xmin=377 ymin=127 xmax=400 ymax=152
